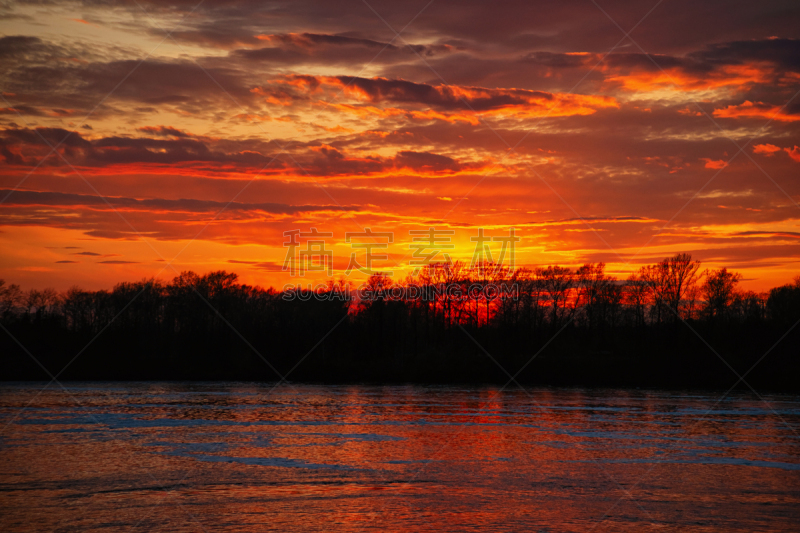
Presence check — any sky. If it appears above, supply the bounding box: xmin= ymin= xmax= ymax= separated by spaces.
xmin=0 ymin=0 xmax=799 ymax=291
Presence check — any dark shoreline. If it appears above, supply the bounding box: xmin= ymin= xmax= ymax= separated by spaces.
xmin=4 ymin=322 xmax=798 ymax=392
xmin=2 ymin=380 xmax=798 ymax=398
xmin=3 ymin=264 xmax=799 ymax=391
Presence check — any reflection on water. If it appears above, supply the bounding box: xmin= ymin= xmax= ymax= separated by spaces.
xmin=1 ymin=383 xmax=798 ymax=532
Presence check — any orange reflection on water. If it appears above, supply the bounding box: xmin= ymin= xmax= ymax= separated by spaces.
xmin=1 ymin=383 xmax=798 ymax=532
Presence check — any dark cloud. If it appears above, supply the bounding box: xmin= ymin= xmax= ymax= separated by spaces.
xmin=334 ymin=76 xmax=555 ymax=111
xmin=233 ymin=32 xmax=451 ymax=65
xmin=83 ymin=0 xmax=799 ymax=55
xmin=734 ymin=231 xmax=800 ymax=239
xmin=2 ymin=127 xmax=91 ymax=149
xmin=0 ymin=105 xmax=49 ymax=117
xmin=0 ymin=36 xmax=52 ymax=59
xmin=0 ymin=127 xmax=283 ymax=168
xmin=0 ymin=126 xmax=485 ymax=177
xmin=394 ymin=151 xmax=461 ymax=172
xmin=136 ymin=126 xmax=193 ymax=138
xmin=691 ymin=38 xmax=800 ymax=71
xmin=0 ymin=188 xmax=360 ymax=215
xmin=250 ymin=261 xmax=286 ymax=271
xmin=522 ymin=52 xmax=594 ymax=69
xmin=0 ymin=38 xmax=255 ymax=117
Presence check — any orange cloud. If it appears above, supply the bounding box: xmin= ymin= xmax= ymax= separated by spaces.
xmin=784 ymin=146 xmax=800 ymax=163
xmin=713 ymin=101 xmax=800 ymax=122
xmin=753 ymin=143 xmax=781 ymax=156
xmin=409 ymin=109 xmax=481 ymax=125
xmin=287 ymin=75 xmax=618 ymax=121
xmin=702 ymin=158 xmax=727 ymax=169
xmin=479 ymin=94 xmax=618 ymax=119
xmin=604 ymin=64 xmax=773 ymax=93
xmin=318 ymin=102 xmax=479 ymax=124
xmin=320 ymin=125 xmax=353 ymax=133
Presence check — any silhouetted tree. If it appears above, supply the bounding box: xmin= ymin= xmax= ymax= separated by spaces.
xmin=623 ymin=272 xmax=648 ymax=328
xmin=641 ymin=253 xmax=703 ymax=323
xmin=2 ymin=255 xmax=799 ymax=385
xmin=0 ymin=279 xmax=23 ymax=320
xmin=702 ymin=267 xmax=742 ymax=322
xmin=767 ymin=276 xmax=800 ymax=325
xmin=539 ymin=265 xmax=574 ymax=329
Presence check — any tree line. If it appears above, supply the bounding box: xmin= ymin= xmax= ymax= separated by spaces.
xmin=350 ymin=253 xmax=794 ymax=330
xmin=1 ymin=253 xmax=799 ymax=387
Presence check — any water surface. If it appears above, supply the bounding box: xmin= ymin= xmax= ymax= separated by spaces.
xmin=1 ymin=383 xmax=798 ymax=531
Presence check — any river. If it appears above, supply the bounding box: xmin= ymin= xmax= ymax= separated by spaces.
xmin=1 ymin=383 xmax=798 ymax=531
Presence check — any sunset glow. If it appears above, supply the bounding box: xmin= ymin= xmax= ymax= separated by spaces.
xmin=1 ymin=1 xmax=798 ymax=291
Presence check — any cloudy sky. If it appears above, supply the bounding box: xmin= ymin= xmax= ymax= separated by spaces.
xmin=1 ymin=0 xmax=799 ymax=290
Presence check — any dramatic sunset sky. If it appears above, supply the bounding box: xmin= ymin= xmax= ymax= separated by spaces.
xmin=1 ymin=0 xmax=798 ymax=291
